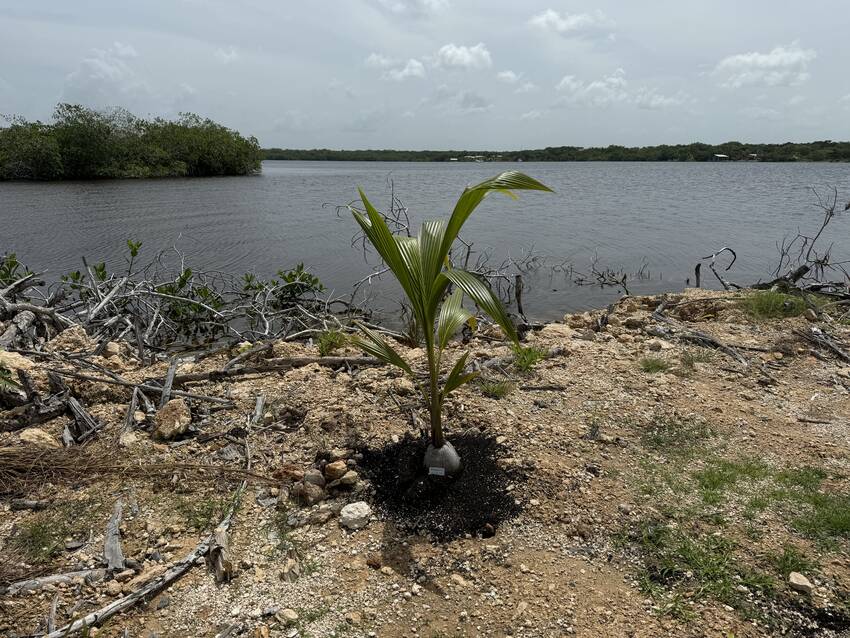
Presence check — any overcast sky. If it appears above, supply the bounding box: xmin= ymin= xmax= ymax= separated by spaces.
xmin=1 ymin=1 xmax=849 ymax=149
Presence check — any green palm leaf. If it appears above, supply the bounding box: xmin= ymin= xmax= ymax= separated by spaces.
xmin=350 ymin=322 xmax=412 ymax=375
xmin=436 ymin=287 xmax=472 ymax=350
xmin=442 ymin=351 xmax=477 ymax=399
xmin=444 ymin=268 xmax=518 ymax=343
xmin=440 ymin=171 xmax=552 ymax=266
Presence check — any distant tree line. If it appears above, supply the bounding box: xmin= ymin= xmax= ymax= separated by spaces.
xmin=264 ymin=140 xmax=850 ymax=163
xmin=0 ymin=104 xmax=262 ymax=180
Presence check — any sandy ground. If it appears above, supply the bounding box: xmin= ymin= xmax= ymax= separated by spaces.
xmin=1 ymin=288 xmax=849 ymax=638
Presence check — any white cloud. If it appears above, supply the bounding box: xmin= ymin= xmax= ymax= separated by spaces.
xmin=529 ymin=9 xmax=614 ymax=38
xmin=63 ymin=42 xmax=150 ymax=107
xmin=741 ymin=105 xmax=782 ymax=120
xmin=555 ymin=69 xmax=685 ymax=110
xmin=367 ymin=54 xmax=425 ymax=81
xmin=112 ymin=42 xmax=138 ymax=58
xmin=374 ymin=0 xmax=448 ymax=15
xmin=714 ymin=42 xmax=816 ymax=88
xmin=788 ymin=94 xmax=806 ymax=106
xmin=496 ymin=70 xmax=521 ymax=84
xmin=556 ymin=69 xmax=628 ymax=106
xmin=386 ymin=58 xmax=425 ymax=81
xmin=632 ymin=87 xmax=687 ymax=110
xmin=435 ymin=43 xmax=492 ymax=69
xmin=421 ymin=85 xmax=492 ymax=114
xmin=520 ymin=109 xmax=543 ymax=120
xmin=457 ymin=90 xmax=492 ymax=113
xmin=515 ymin=82 xmax=539 ymax=94
xmin=365 ymin=52 xmax=394 ymax=69
xmin=214 ymin=46 xmax=239 ymax=64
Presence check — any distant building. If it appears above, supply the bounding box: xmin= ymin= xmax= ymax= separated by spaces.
xmin=712 ymin=153 xmax=730 ymax=161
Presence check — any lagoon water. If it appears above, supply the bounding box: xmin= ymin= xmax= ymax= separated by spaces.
xmin=2 ymin=160 xmax=848 ymax=321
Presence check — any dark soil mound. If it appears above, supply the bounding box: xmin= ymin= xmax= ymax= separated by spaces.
xmin=357 ymin=431 xmax=524 ymax=540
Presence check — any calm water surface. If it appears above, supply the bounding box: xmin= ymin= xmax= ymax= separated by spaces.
xmin=2 ymin=161 xmax=848 ymax=321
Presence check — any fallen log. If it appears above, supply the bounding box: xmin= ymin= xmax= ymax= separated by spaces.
xmin=41 ymin=397 xmax=261 ymax=636
xmin=651 ymin=302 xmax=747 ymax=366
xmin=3 ymin=569 xmax=106 ymax=596
xmin=49 ymin=369 xmax=234 ymax=406
xmin=104 ymin=500 xmax=125 ymax=572
xmin=793 ymin=327 xmax=850 ymax=363
xmin=170 ymin=355 xmax=383 ymax=386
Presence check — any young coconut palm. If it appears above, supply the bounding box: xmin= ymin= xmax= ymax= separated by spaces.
xmin=349 ymin=171 xmax=552 ymax=477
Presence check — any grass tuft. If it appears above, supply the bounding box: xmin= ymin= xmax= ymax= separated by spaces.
xmin=479 ymin=379 xmax=514 ymax=399
xmin=639 ymin=357 xmax=671 ymax=374
xmin=317 ymin=330 xmax=347 ymax=356
xmin=769 ymin=544 xmax=818 ymax=577
xmin=740 ymin=291 xmax=806 ymax=320
xmin=512 ymin=345 xmax=546 ymax=373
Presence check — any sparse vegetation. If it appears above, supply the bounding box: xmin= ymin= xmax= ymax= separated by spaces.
xmin=479 ymin=379 xmax=515 ymax=399
xmin=769 ymin=544 xmax=818 ymax=577
xmin=512 ymin=345 xmax=547 ymax=373
xmin=740 ymin=291 xmax=807 ymax=319
xmin=639 ymin=357 xmax=671 ymax=373
xmin=317 ymin=330 xmax=347 ymax=356
xmin=640 ymin=416 xmax=713 ymax=455
xmin=175 ymin=495 xmax=226 ymax=531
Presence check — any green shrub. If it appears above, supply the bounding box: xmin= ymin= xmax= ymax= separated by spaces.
xmin=513 ymin=345 xmax=547 ymax=373
xmin=317 ymin=330 xmax=347 ymax=356
xmin=740 ymin=291 xmax=806 ymax=319
xmin=640 ymin=357 xmax=671 ymax=373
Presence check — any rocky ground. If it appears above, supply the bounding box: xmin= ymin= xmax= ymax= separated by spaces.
xmin=1 ymin=288 xmax=849 ymax=638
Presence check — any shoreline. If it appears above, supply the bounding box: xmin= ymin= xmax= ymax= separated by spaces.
xmin=2 ymin=287 xmax=850 ymax=636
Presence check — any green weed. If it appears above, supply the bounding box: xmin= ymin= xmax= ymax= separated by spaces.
xmin=478 ymin=379 xmax=514 ymax=399
xmin=740 ymin=291 xmax=806 ymax=320
xmin=317 ymin=330 xmax=347 ymax=356
xmin=640 ymin=357 xmax=671 ymax=373
xmin=512 ymin=345 xmax=546 ymax=373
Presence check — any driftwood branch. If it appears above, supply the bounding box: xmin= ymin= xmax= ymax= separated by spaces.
xmin=104 ymin=500 xmax=125 ymax=572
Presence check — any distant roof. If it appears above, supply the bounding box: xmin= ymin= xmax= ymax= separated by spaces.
xmin=714 ymin=153 xmax=729 ymax=158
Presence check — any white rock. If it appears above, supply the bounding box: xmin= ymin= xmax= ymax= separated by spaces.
xmin=339 ymin=501 xmax=372 ymax=530
xmin=789 ymin=572 xmax=814 ymax=594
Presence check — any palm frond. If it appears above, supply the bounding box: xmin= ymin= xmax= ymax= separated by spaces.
xmin=350 ymin=323 xmax=412 ymax=375
xmin=444 ymin=268 xmax=518 ymax=343
xmin=440 ymin=171 xmax=552 ymax=265
xmin=442 ymin=351 xmax=477 ymax=399
xmin=436 ymin=287 xmax=471 ymax=350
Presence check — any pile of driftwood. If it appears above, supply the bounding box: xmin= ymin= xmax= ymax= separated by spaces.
xmin=0 ymin=251 xmax=369 ymax=359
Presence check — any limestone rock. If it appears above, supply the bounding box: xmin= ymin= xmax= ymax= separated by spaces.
xmin=324 ymin=460 xmax=348 ymax=481
xmin=339 ymin=501 xmax=371 ymax=530
xmin=0 ymin=350 xmax=36 ymax=372
xmin=154 ymin=399 xmax=191 ymax=440
xmin=103 ymin=341 xmax=122 ymax=358
xmin=789 ymin=572 xmax=814 ymax=594
xmin=47 ymin=325 xmax=94 ymax=353
xmin=303 ymin=469 xmax=326 ymax=487
xmin=279 ymin=608 xmax=299 ymax=625
xmin=119 ymin=431 xmax=139 ymax=448
xmin=19 ymin=427 xmax=60 ymax=448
